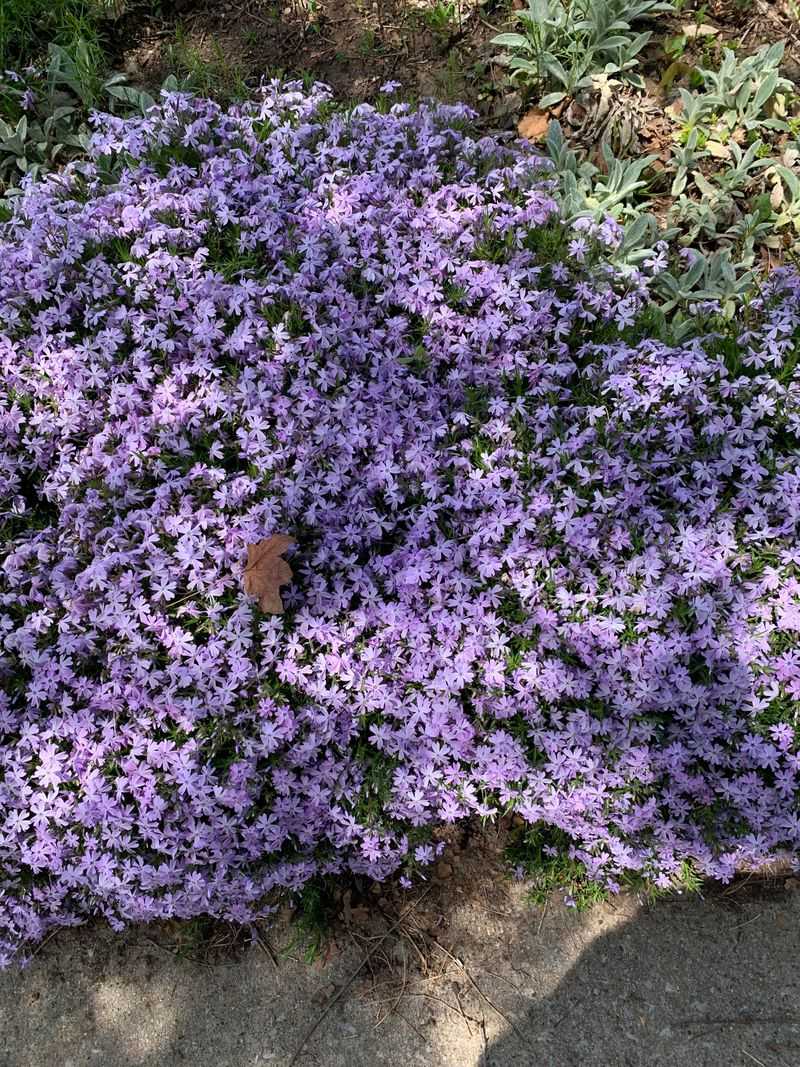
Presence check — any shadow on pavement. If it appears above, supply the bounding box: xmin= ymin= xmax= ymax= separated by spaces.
xmin=479 ymin=880 xmax=800 ymax=1067
xmin=1 ymin=876 xmax=800 ymax=1067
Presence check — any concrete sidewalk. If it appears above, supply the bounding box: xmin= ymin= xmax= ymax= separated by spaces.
xmin=1 ymin=871 xmax=798 ymax=1067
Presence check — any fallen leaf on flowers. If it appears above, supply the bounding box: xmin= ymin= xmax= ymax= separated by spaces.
xmin=243 ymin=534 xmax=294 ymax=614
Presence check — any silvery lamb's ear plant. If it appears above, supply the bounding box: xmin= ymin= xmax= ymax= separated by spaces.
xmin=0 ymin=108 xmax=88 ymax=190
xmin=0 ymin=51 xmax=172 ymax=205
xmin=766 ymin=150 xmax=800 ymax=235
xmin=0 ymin=70 xmax=90 ymax=201
xmin=47 ymin=42 xmax=157 ymax=114
xmin=543 ymin=120 xmax=656 ymax=219
xmin=709 ymin=139 xmax=772 ymax=197
xmin=589 ymin=141 xmax=657 ymax=217
xmin=671 ymin=138 xmax=772 ymax=240
xmin=614 ymin=210 xmax=678 ymax=268
xmin=672 ymin=88 xmax=714 ymax=142
xmin=695 ymin=43 xmax=793 ymax=133
xmin=722 ymin=200 xmax=777 ymax=258
xmin=653 ymin=247 xmax=756 ymax=320
xmin=668 ymin=191 xmax=724 ymax=245
xmin=540 ymin=122 xmax=673 ymax=274
xmin=542 ymin=117 xmax=594 ymax=180
xmin=492 ymin=0 xmax=674 ymax=107
xmin=670 ymin=127 xmax=702 ymax=196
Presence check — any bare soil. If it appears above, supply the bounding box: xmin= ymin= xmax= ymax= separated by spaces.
xmin=103 ymin=0 xmax=800 ymax=127
xmin=107 ymin=0 xmax=508 ymax=113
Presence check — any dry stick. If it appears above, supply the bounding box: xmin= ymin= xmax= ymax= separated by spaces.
xmin=683 ymin=1015 xmax=800 ymax=1037
xmin=427 ymin=936 xmax=532 ymax=1049
xmin=372 ymin=989 xmax=480 ymax=1028
xmin=536 ymin=900 xmax=549 ymax=936
xmin=28 ymin=928 xmax=60 ymax=960
xmin=741 ymin=1052 xmax=767 ymax=1067
xmin=288 ymin=889 xmax=431 ymax=1067
xmin=454 ymin=987 xmax=475 ymax=1036
xmin=393 ymin=1008 xmax=430 ymax=1045
xmin=375 ymin=901 xmax=430 ymax=975
xmin=730 ymin=912 xmax=763 ymax=932
xmin=373 ymin=945 xmax=408 ymax=1029
xmin=365 ymin=967 xmax=458 ymax=996
xmin=253 ymin=928 xmax=280 ymax=969
xmin=412 ymin=990 xmax=479 ymax=1029
xmin=483 ymin=969 xmax=528 ymax=998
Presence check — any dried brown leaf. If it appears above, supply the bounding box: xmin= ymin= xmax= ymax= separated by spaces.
xmin=770 ymin=179 xmax=786 ymax=211
xmin=517 ymin=107 xmax=549 ymax=143
xmin=705 ymin=140 xmax=731 ymax=160
xmin=243 ymin=534 xmax=295 ymax=614
xmin=682 ymin=22 xmax=719 ymax=38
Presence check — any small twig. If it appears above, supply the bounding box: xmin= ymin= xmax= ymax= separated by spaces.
xmin=393 ymin=1008 xmax=429 ymax=1045
xmin=730 ymin=912 xmax=762 ymax=932
xmin=142 ymin=935 xmax=180 ymax=958
xmin=683 ymin=1015 xmax=800 ymax=1038
xmin=427 ymin=936 xmax=532 ymax=1049
xmin=228 ymin=0 xmax=284 ymax=28
xmin=536 ymin=900 xmax=548 ymax=936
xmin=375 ymin=901 xmax=431 ymax=974
xmin=478 ymin=14 xmax=505 ymax=34
xmin=363 ymin=967 xmax=457 ymax=997
xmin=741 ymin=1051 xmax=767 ymax=1067
xmin=374 ymin=949 xmax=407 ymax=1029
xmin=454 ymin=987 xmax=474 ymax=1035
xmin=29 ymin=928 xmax=61 ymax=960
xmin=483 ymin=970 xmax=528 ymax=998
xmin=373 ymin=989 xmax=480 ymax=1029
xmin=288 ymin=889 xmax=431 ymax=1067
xmin=253 ymin=928 xmax=279 ymax=969
xmin=721 ymin=872 xmax=754 ymax=897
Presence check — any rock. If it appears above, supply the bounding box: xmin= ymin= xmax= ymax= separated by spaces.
xmin=435 ymin=861 xmax=454 ymax=880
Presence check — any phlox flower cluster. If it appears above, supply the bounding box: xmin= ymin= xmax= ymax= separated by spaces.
xmin=1 ymin=83 xmax=799 ymax=963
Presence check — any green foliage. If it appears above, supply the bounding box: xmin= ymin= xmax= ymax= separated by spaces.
xmin=541 ymin=120 xmax=671 ymax=271
xmin=284 ymin=881 xmax=338 ymax=962
xmin=0 ymin=0 xmax=106 ymax=69
xmin=653 ymin=248 xmax=755 ymax=320
xmin=767 ymin=153 xmax=800 ymax=236
xmin=544 ymin=120 xmax=655 ymax=218
xmin=695 ymin=42 xmax=792 ymax=134
xmin=419 ymin=0 xmax=459 ymax=35
xmin=507 ymin=823 xmax=612 ymax=908
xmin=0 ymin=44 xmax=172 ymax=205
xmin=508 ymin=822 xmax=705 ymax=906
xmin=492 ymin=0 xmax=674 ymax=107
xmin=536 ymin=31 xmax=800 ymax=325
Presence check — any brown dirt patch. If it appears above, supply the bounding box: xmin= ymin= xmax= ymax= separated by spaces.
xmin=108 ymin=0 xmax=514 ymax=115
